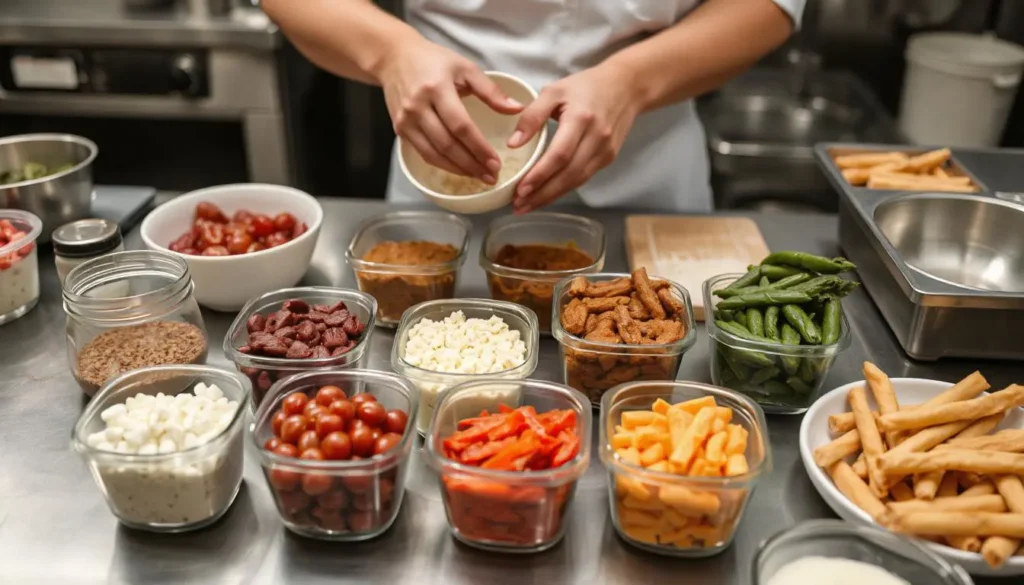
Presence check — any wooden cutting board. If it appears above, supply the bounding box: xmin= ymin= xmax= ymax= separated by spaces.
xmin=625 ymin=216 xmax=770 ymax=321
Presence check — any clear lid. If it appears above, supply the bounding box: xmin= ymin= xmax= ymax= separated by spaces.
xmin=52 ymin=219 xmax=122 ymax=258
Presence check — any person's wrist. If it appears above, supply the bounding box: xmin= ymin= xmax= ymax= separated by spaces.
xmin=365 ymin=24 xmax=421 ymax=83
xmin=602 ymin=54 xmax=656 ymax=113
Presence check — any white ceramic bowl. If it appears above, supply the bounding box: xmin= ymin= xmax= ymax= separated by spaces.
xmin=800 ymin=377 xmax=1024 ymax=577
xmin=398 ymin=71 xmax=548 ymax=215
xmin=140 ymin=184 xmax=323 ymax=311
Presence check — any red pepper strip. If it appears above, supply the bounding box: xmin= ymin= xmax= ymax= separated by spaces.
xmin=498 ymin=403 xmax=513 ymax=414
xmin=525 ymin=451 xmax=552 ymax=471
xmin=521 ymin=406 xmax=550 ymax=438
xmin=444 ymin=477 xmax=514 ymax=498
xmin=551 ymin=431 xmax=580 ymax=468
xmin=459 ymin=436 xmax=515 ymax=464
xmin=486 ymin=410 xmax=527 ymax=442
xmin=481 ymin=431 xmax=540 ymax=470
xmin=456 ymin=413 xmax=504 ymax=431
xmin=445 ymin=416 xmax=507 ymax=451
xmin=538 ymin=409 xmax=576 ymax=436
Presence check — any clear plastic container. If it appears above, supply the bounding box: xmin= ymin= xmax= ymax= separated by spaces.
xmin=251 ymin=369 xmax=419 ymax=541
xmin=703 ymin=273 xmax=853 ymax=415
xmin=551 ymin=273 xmax=697 ymax=406
xmin=346 ymin=211 xmax=471 ymax=327
xmin=64 ymin=250 xmax=209 ymax=396
xmin=480 ymin=212 xmax=605 ymax=333
xmin=390 ymin=298 xmax=540 ymax=434
xmin=71 ymin=365 xmax=249 ymax=532
xmin=223 ymin=287 xmax=376 ymax=406
xmin=0 ymin=209 xmax=42 ymax=325
xmin=754 ymin=520 xmax=974 ymax=585
xmin=599 ymin=380 xmax=771 ymax=557
xmin=425 ymin=379 xmax=592 ymax=553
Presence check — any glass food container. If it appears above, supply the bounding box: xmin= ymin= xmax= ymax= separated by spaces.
xmin=52 ymin=218 xmax=124 ymax=286
xmin=754 ymin=520 xmax=974 ymax=585
xmin=71 ymin=365 xmax=250 ymax=532
xmin=551 ymin=273 xmax=697 ymax=407
xmin=480 ymin=212 xmax=605 ymax=333
xmin=703 ymin=273 xmax=852 ymax=415
xmin=390 ymin=298 xmax=540 ymax=434
xmin=223 ymin=287 xmax=376 ymax=406
xmin=599 ymin=380 xmax=771 ymax=557
xmin=425 ymin=379 xmax=592 ymax=553
xmin=346 ymin=210 xmax=471 ymax=327
xmin=251 ymin=369 xmax=419 ymax=541
xmin=64 ymin=250 xmax=209 ymax=396
xmin=0 ymin=209 xmax=42 ymax=325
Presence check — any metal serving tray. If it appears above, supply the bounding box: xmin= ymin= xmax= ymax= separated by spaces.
xmin=816 ymin=142 xmax=1024 ymax=361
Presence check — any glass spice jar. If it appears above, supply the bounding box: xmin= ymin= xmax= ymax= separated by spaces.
xmin=63 ymin=250 xmax=209 ymax=396
xmin=52 ymin=219 xmax=124 ymax=286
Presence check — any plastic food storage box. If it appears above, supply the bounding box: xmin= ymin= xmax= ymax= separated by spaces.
xmin=71 ymin=365 xmax=250 ymax=532
xmin=480 ymin=212 xmax=605 ymax=333
xmin=425 ymin=379 xmax=592 ymax=552
xmin=390 ymin=298 xmax=539 ymax=434
xmin=600 ymin=380 xmax=771 ymax=557
xmin=251 ymin=369 xmax=420 ymax=541
xmin=346 ymin=211 xmax=471 ymax=327
xmin=0 ymin=209 xmax=42 ymax=325
xmin=551 ymin=273 xmax=697 ymax=406
xmin=223 ymin=287 xmax=376 ymax=405
xmin=703 ymin=273 xmax=852 ymax=414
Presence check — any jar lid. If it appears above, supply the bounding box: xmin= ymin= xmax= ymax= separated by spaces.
xmin=52 ymin=219 xmax=123 ymax=258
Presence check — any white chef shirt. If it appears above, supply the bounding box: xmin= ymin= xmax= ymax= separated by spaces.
xmin=387 ymin=0 xmax=805 ymax=211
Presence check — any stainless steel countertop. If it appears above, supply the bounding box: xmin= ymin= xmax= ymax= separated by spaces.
xmin=0 ymin=0 xmax=279 ymax=51
xmin=0 ymin=199 xmax=1017 ymax=584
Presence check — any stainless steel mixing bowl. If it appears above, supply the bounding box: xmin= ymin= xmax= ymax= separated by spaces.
xmin=875 ymin=193 xmax=1024 ymax=293
xmin=0 ymin=133 xmax=97 ymax=242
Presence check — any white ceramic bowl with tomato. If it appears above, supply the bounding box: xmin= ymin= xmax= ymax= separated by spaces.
xmin=140 ymin=184 xmax=323 ymax=312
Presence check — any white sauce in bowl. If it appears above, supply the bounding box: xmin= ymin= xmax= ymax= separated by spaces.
xmin=767 ymin=556 xmax=911 ymax=585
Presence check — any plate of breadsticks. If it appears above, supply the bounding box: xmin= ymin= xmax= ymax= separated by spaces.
xmin=800 ymin=362 xmax=1024 ymax=576
xmin=832 ymin=148 xmax=981 ymax=193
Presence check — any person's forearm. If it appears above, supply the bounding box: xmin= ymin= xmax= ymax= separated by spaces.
xmin=606 ymin=0 xmax=794 ymax=112
xmin=262 ymin=0 xmax=419 ymax=85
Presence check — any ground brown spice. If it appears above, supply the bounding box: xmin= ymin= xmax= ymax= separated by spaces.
xmin=356 ymin=241 xmax=460 ymax=324
xmin=75 ymin=321 xmax=208 ymax=393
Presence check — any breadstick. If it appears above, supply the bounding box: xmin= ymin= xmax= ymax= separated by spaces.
xmin=891 ymin=512 xmax=1024 ymax=538
xmin=982 ymin=536 xmax=1019 ymax=569
xmin=849 ymin=386 xmax=887 ymax=498
xmin=903 ymin=148 xmax=952 ymax=173
xmin=877 ymin=171 xmax=972 ymax=186
xmin=829 ymin=412 xmax=859 ymax=435
xmin=863 ymin=362 xmax=904 ymax=447
xmin=887 ymin=494 xmax=1007 ymax=515
xmin=842 ymin=162 xmax=904 ymax=186
xmin=945 ymin=535 xmax=983 ymax=553
xmin=813 ymin=429 xmax=861 ymax=469
xmin=936 ymin=473 xmax=960 ymax=498
xmin=959 ymin=472 xmax=984 ymax=489
xmin=876 ymin=384 xmax=1024 ymax=433
xmin=878 ymin=449 xmax=1024 ymax=476
xmin=835 ymin=151 xmax=909 ymax=169
xmin=945 ymin=428 xmax=1024 ymax=452
xmin=889 ymin=481 xmax=914 ymax=502
xmin=933 ymin=167 xmax=950 ymax=179
xmin=867 ymin=174 xmax=978 ymax=193
xmin=913 ymin=414 xmax=1006 ymax=500
xmin=982 ymin=475 xmax=1024 ymax=568
xmin=852 ymin=453 xmax=868 ymax=478
xmin=960 ymin=481 xmax=996 ymax=497
xmin=830 ymin=461 xmax=886 ymax=521
xmin=995 ymin=474 xmax=1024 ymax=514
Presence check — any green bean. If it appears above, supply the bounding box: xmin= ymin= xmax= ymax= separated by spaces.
xmin=734 ymin=311 xmax=748 ymax=328
xmin=718 ymin=347 xmax=752 ymax=381
xmin=763 ymin=380 xmax=793 ymax=396
xmin=821 ymin=298 xmax=842 ymax=345
xmin=714 ymin=308 xmax=735 ymax=322
xmin=764 ymin=306 xmax=780 ymax=342
xmin=750 ymin=366 xmax=781 ymax=385
xmin=786 ymin=376 xmax=813 ymax=394
xmin=782 ymin=304 xmax=821 ymax=344
xmin=717 ymin=290 xmax=814 ymax=310
xmin=716 ymin=320 xmax=770 ymax=344
xmin=761 ymin=251 xmax=856 ymax=274
xmin=713 ymin=273 xmax=812 ymax=298
xmin=723 ymin=266 xmax=761 ymax=291
xmin=780 ymin=324 xmax=801 ymax=375
xmin=757 ymin=264 xmax=804 ymax=280
xmin=788 ymin=275 xmax=856 ymax=298
xmin=759 ymin=276 xmax=770 ymax=287
xmin=798 ymin=357 xmax=816 ymax=384
xmin=745 ymin=308 xmax=764 ymax=337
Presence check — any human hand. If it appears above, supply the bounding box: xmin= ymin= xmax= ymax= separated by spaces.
xmin=508 ymin=63 xmax=642 ymax=213
xmin=378 ymin=36 xmax=524 ymax=182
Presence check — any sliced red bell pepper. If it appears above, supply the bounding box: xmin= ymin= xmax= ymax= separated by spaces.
xmin=551 ymin=431 xmax=580 ymax=467
xmin=486 ymin=410 xmax=527 ymax=442
xmin=459 ymin=436 xmax=515 ymax=464
xmin=481 ymin=431 xmax=540 ymax=470
xmin=444 ymin=416 xmax=507 ymax=452
xmin=498 ymin=403 xmax=513 ymax=414
xmin=538 ymin=409 xmax=576 ymax=436
xmin=456 ymin=413 xmax=504 ymax=431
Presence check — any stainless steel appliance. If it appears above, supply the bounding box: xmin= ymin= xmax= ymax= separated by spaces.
xmin=817 ymin=142 xmax=1024 ymax=361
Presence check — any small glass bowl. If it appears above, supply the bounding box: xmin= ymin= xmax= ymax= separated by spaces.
xmin=250 ymin=369 xmax=419 ymax=541
xmin=754 ymin=520 xmax=974 ymax=585
xmin=0 ymin=209 xmax=42 ymax=325
xmin=223 ymin=287 xmax=376 ymax=406
xmin=346 ymin=211 xmax=471 ymax=327
xmin=551 ymin=273 xmax=697 ymax=407
xmin=71 ymin=365 xmax=250 ymax=532
xmin=390 ymin=298 xmax=540 ymax=434
xmin=425 ymin=379 xmax=592 ymax=553
xmin=480 ymin=212 xmax=605 ymax=333
xmin=703 ymin=273 xmax=852 ymax=415
xmin=599 ymin=380 xmax=771 ymax=557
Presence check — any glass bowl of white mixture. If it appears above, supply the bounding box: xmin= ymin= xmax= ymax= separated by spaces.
xmin=754 ymin=520 xmax=974 ymax=585
xmin=0 ymin=209 xmax=42 ymax=325
xmin=72 ymin=365 xmax=250 ymax=532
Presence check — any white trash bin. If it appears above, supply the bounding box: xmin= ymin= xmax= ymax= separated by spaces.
xmin=899 ymin=33 xmax=1024 ymax=147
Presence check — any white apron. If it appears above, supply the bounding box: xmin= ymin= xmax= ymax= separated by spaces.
xmin=387 ymin=0 xmax=803 ymax=212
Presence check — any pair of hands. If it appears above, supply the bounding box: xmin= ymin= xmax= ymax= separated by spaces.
xmin=379 ymin=38 xmax=641 ymax=213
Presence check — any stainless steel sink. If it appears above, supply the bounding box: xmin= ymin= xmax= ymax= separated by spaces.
xmin=875 ymin=195 xmax=1024 ymax=293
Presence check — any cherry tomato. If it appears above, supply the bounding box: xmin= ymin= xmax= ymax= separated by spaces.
xmin=328 ymin=399 xmax=356 ymax=424
xmin=280 ymin=415 xmax=309 ymax=444
xmin=320 ymin=431 xmax=352 ymax=461
xmin=302 ymin=472 xmax=334 ymax=496
xmin=342 ymin=473 xmax=373 ymax=494
xmin=314 ymin=414 xmax=344 ymax=438
xmin=271 ymin=411 xmax=288 ymax=436
xmin=196 ymin=201 xmax=228 ymax=223
xmin=277 ymin=490 xmax=311 ymax=515
xmin=251 ymin=215 xmax=275 ymax=237
xmin=350 ymin=493 xmax=375 ymax=512
xmin=300 ymin=448 xmax=325 ymax=461
xmin=357 ymin=401 xmax=386 ymax=428
xmin=264 ymin=437 xmax=282 ymax=451
xmin=384 ymin=410 xmax=409 ymax=434
xmin=201 ymin=245 xmax=229 ymax=257
xmin=350 ymin=426 xmax=375 ymax=457
xmin=226 ymin=232 xmax=254 ymax=255
xmin=370 ymin=428 xmax=382 ymax=441
xmin=246 ymin=242 xmax=266 ymax=254
xmin=303 ymin=401 xmax=326 ymax=421
xmin=293 ymin=223 xmax=308 ymax=238
xmin=373 ymin=433 xmax=402 ymax=456
xmin=232 ymin=209 xmax=254 ymax=224
xmin=347 ymin=510 xmax=375 ymax=532
xmin=351 ymin=393 xmax=377 ymax=406
xmin=273 ymin=212 xmax=297 ymax=232
xmin=316 ymin=490 xmax=349 ymax=510
xmin=297 ymin=430 xmax=320 ymax=452
xmin=273 ymin=443 xmax=299 ymax=458
xmin=313 ymin=508 xmax=347 ymax=531
xmin=270 ymin=467 xmax=301 ymax=492
xmin=265 ymin=232 xmax=290 ymax=248
xmin=347 ymin=418 xmax=368 ymax=434
xmin=315 ymin=385 xmax=346 ymax=407
xmin=282 ymin=392 xmax=310 ymax=416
